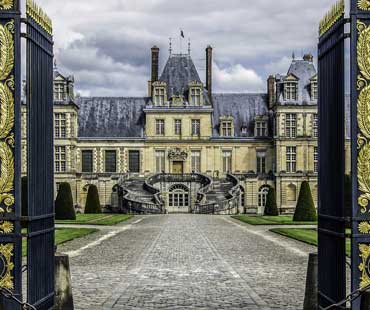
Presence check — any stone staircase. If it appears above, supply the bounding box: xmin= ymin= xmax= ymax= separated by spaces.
xmin=120 ymin=178 xmax=156 ymax=204
xmin=204 ymin=178 xmax=234 ymax=205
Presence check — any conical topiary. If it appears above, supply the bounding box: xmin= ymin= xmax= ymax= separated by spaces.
xmin=264 ymin=187 xmax=279 ymax=216
xmin=55 ymin=182 xmax=76 ymax=220
xmin=84 ymin=185 xmax=101 ymax=214
xmin=293 ymin=181 xmax=317 ymax=222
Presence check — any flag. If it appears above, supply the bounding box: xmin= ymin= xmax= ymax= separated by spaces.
xmin=181 ymin=30 xmax=184 ymax=38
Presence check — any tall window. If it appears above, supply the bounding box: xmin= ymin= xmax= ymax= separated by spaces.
xmin=286 ymin=114 xmax=297 ymax=138
xmin=258 ymin=186 xmax=270 ymax=207
xmin=54 ymin=83 xmax=65 ymax=101
xmin=82 ymin=150 xmax=93 ymax=173
xmin=284 ymin=82 xmax=298 ymax=100
xmin=222 ymin=151 xmax=232 ymax=173
xmin=174 ymin=119 xmax=182 ymax=135
xmin=256 ymin=121 xmax=268 ymax=137
xmin=155 ymin=150 xmax=165 ymax=173
xmin=191 ymin=119 xmax=200 ymax=136
xmin=55 ymin=113 xmax=66 ymax=138
xmin=256 ymin=152 xmax=266 ymax=174
xmin=221 ymin=121 xmax=233 ymax=137
xmin=55 ymin=146 xmax=66 ymax=172
xmin=190 ymin=88 xmax=201 ymax=106
xmin=105 ymin=150 xmax=117 ymax=173
xmin=314 ymin=147 xmax=318 ymax=173
xmin=128 ymin=150 xmax=140 ymax=173
xmin=286 ymin=146 xmax=297 ymax=173
xmin=313 ymin=114 xmax=318 ymax=138
xmin=311 ymin=81 xmax=318 ymax=100
xmin=154 ymin=88 xmax=165 ymax=106
xmin=191 ymin=151 xmax=201 ymax=172
xmin=156 ymin=119 xmax=165 ymax=136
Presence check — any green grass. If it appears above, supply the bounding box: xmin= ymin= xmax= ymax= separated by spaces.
xmin=22 ymin=227 xmax=98 ymax=256
xmin=56 ymin=214 xmax=133 ymax=225
xmin=232 ymin=215 xmax=317 ymax=225
xmin=270 ymin=228 xmax=351 ymax=256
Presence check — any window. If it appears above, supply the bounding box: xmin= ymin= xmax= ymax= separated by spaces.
xmin=191 ymin=151 xmax=201 ymax=172
xmin=191 ymin=119 xmax=200 ymax=136
xmin=313 ymin=114 xmax=318 ymax=138
xmin=190 ymin=88 xmax=201 ymax=106
xmin=241 ymin=126 xmax=248 ymax=135
xmin=55 ymin=113 xmax=66 ymax=138
xmin=82 ymin=150 xmax=93 ymax=173
xmin=174 ymin=119 xmax=182 ymax=135
xmin=256 ymin=121 xmax=268 ymax=137
xmin=286 ymin=114 xmax=297 ymax=138
xmin=286 ymin=146 xmax=297 ymax=173
xmin=128 ymin=150 xmax=140 ymax=173
xmin=222 ymin=151 xmax=232 ymax=173
xmin=284 ymin=82 xmax=298 ymax=100
xmin=156 ymin=119 xmax=165 ymax=136
xmin=256 ymin=152 xmax=266 ymax=174
xmin=311 ymin=81 xmax=318 ymax=100
xmin=154 ymin=88 xmax=165 ymax=106
xmin=258 ymin=186 xmax=270 ymax=207
xmin=314 ymin=147 xmax=318 ymax=173
xmin=54 ymin=83 xmax=65 ymax=101
xmin=105 ymin=150 xmax=117 ymax=173
xmin=155 ymin=150 xmax=166 ymax=173
xmin=287 ymin=184 xmax=297 ymax=202
xmin=221 ymin=121 xmax=233 ymax=137
xmin=55 ymin=146 xmax=66 ymax=172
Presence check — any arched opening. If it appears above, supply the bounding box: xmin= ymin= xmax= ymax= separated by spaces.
xmin=258 ymin=185 xmax=270 ymax=208
xmin=168 ymin=184 xmax=190 ymax=210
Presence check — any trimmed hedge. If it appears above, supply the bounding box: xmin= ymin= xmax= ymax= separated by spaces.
xmin=84 ymin=185 xmax=102 ymax=214
xmin=293 ymin=181 xmax=317 ymax=222
xmin=55 ymin=182 xmax=76 ymax=220
xmin=264 ymin=188 xmax=279 ymax=216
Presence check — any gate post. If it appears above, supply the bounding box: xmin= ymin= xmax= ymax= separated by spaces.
xmin=0 ymin=1 xmax=22 ymax=309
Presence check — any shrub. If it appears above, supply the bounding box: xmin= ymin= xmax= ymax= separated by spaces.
xmin=264 ymin=187 xmax=279 ymax=216
xmin=293 ymin=181 xmax=317 ymax=222
xmin=84 ymin=185 xmax=102 ymax=214
xmin=55 ymin=182 xmax=76 ymax=220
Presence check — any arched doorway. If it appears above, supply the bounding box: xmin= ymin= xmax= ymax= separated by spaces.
xmin=258 ymin=185 xmax=270 ymax=214
xmin=168 ymin=184 xmax=190 ymax=213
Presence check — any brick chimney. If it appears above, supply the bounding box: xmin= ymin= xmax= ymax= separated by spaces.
xmin=267 ymin=75 xmax=276 ymax=108
xmin=206 ymin=45 xmax=213 ymax=97
xmin=303 ymin=53 xmax=313 ymax=62
xmin=151 ymin=46 xmax=159 ymax=82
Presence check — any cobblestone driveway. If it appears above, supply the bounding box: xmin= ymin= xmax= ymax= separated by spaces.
xmin=58 ymin=215 xmax=316 ymax=309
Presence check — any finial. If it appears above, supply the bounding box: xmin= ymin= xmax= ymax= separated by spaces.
xmin=54 ymin=58 xmax=58 ymax=71
xmin=169 ymin=37 xmax=172 ymax=55
xmin=292 ymin=51 xmax=295 ymax=60
xmin=188 ymin=38 xmax=191 ymax=55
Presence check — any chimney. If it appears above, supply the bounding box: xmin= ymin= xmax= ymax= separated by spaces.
xmin=267 ymin=75 xmax=276 ymax=109
xmin=303 ymin=53 xmax=313 ymax=62
xmin=206 ymin=45 xmax=213 ymax=97
xmin=151 ymin=46 xmax=159 ymax=82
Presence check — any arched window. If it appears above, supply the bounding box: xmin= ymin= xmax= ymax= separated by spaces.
xmin=287 ymin=184 xmax=297 ymax=202
xmin=169 ymin=184 xmax=190 ymax=208
xmin=258 ymin=186 xmax=270 ymax=207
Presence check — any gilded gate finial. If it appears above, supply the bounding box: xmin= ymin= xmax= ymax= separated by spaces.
xmin=319 ymin=0 xmax=345 ymax=37
xmin=26 ymin=0 xmax=52 ymax=35
xmin=0 ymin=0 xmax=13 ymax=10
xmin=359 ymin=0 xmax=370 ymax=10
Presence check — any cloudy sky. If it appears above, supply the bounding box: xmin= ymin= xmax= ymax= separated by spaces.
xmin=35 ymin=0 xmax=337 ymax=97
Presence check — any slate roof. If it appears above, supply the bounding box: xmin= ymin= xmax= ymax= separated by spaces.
xmin=276 ymin=59 xmax=317 ymax=105
xmin=76 ymin=97 xmax=149 ymax=138
xmin=211 ymin=93 xmax=270 ymax=138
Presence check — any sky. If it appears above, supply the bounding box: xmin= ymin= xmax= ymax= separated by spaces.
xmin=35 ymin=0 xmax=337 ymax=97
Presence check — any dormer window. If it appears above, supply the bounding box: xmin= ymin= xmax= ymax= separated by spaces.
xmin=152 ymin=81 xmax=167 ymax=106
xmin=188 ymin=81 xmax=203 ymax=106
xmin=220 ymin=116 xmax=234 ymax=137
xmin=254 ymin=116 xmax=268 ymax=137
xmin=283 ymin=74 xmax=299 ymax=101
xmin=54 ymin=83 xmax=65 ymax=101
xmin=310 ymin=75 xmax=318 ymax=100
xmin=241 ymin=126 xmax=248 ymax=135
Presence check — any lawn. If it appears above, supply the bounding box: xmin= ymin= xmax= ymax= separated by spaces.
xmin=270 ymin=228 xmax=351 ymax=256
xmin=232 ymin=215 xmax=317 ymax=225
xmin=22 ymin=227 xmax=98 ymax=256
xmin=56 ymin=214 xmax=133 ymax=225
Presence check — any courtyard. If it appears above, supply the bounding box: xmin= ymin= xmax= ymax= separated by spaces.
xmin=57 ymin=215 xmax=316 ymax=309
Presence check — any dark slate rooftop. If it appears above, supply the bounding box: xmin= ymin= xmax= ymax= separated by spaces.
xmin=76 ymin=97 xmax=149 ymax=138
xmin=276 ymin=59 xmax=317 ymax=105
xmin=211 ymin=93 xmax=270 ymax=138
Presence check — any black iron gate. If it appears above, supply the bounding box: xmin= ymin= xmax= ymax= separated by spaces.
xmin=0 ymin=0 xmax=54 ymax=309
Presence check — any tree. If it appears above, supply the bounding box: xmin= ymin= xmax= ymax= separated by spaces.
xmin=55 ymin=182 xmax=76 ymax=220
xmin=84 ymin=185 xmax=102 ymax=214
xmin=21 ymin=177 xmax=28 ymax=228
xmin=293 ymin=181 xmax=317 ymax=222
xmin=264 ymin=187 xmax=279 ymax=216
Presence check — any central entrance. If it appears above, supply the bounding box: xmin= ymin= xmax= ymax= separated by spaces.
xmin=172 ymin=161 xmax=184 ymax=174
xmin=168 ymin=184 xmax=190 ymax=213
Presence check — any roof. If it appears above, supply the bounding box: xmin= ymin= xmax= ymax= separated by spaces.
xmin=76 ymin=97 xmax=149 ymax=138
xmin=211 ymin=93 xmax=270 ymax=137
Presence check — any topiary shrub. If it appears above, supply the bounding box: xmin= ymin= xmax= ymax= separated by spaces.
xmin=84 ymin=185 xmax=101 ymax=214
xmin=264 ymin=187 xmax=279 ymax=216
xmin=55 ymin=182 xmax=76 ymax=220
xmin=21 ymin=176 xmax=28 ymax=228
xmin=293 ymin=181 xmax=317 ymax=222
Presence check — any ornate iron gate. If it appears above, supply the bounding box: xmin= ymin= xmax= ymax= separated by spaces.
xmin=0 ymin=0 xmax=54 ymax=309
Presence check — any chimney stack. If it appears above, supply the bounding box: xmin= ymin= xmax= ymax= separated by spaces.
xmin=267 ymin=75 xmax=276 ymax=109
xmin=206 ymin=45 xmax=213 ymax=97
xmin=303 ymin=53 xmax=313 ymax=62
xmin=151 ymin=46 xmax=160 ymax=82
